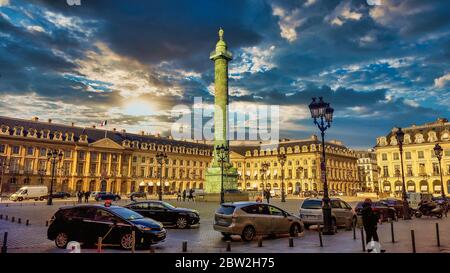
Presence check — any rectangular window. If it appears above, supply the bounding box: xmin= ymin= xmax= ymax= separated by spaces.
xmin=27 ymin=147 xmax=34 ymax=156
xmin=132 ymin=156 xmax=137 ymax=163
xmin=140 ymin=167 xmax=145 ymax=177
xmin=24 ymin=159 xmax=33 ymax=173
xmin=12 ymin=146 xmax=20 ymax=154
xmin=64 ymin=150 xmax=72 ymax=158
xmin=89 ymin=163 xmax=97 ymax=175
xmin=0 ymin=144 xmax=5 ymax=153
xmin=101 ymin=153 xmax=108 ymax=161
xmin=383 ymin=166 xmax=389 ymax=177
xmin=433 ymin=163 xmax=440 ymax=175
xmin=405 ymin=152 xmax=411 ymax=160
xmin=419 ymin=163 xmax=426 ymax=174
xmin=77 ymin=163 xmax=84 ymax=175
xmin=141 ymin=157 xmax=146 ymax=163
xmin=393 ymin=153 xmax=399 ymax=160
xmin=407 ymin=165 xmax=413 ymax=176
xmin=63 ymin=162 xmax=71 ymax=176
xmin=382 ymin=153 xmax=387 ymax=161
xmin=39 ymin=148 xmax=47 ymax=157
xmin=418 ymin=151 xmax=424 ymax=159
xmin=90 ymin=152 xmax=98 ymax=161
xmin=78 ymin=151 xmax=85 ymax=160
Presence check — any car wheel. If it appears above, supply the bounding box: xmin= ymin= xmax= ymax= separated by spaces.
xmin=176 ymin=216 xmax=188 ymax=229
xmin=55 ymin=232 xmax=69 ymax=249
xmin=241 ymin=225 xmax=256 ymax=242
xmin=290 ymin=223 xmax=300 ymax=237
xmin=17 ymin=197 xmax=23 ymax=202
xmin=415 ymin=211 xmax=423 ymax=218
xmin=39 ymin=197 xmax=44 ymax=201
xmin=34 ymin=198 xmax=39 ymax=201
xmin=436 ymin=213 xmax=443 ymax=219
xmin=120 ymin=233 xmax=134 ymax=250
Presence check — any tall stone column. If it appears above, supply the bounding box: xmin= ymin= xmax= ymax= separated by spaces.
xmin=204 ymin=29 xmax=245 ymax=201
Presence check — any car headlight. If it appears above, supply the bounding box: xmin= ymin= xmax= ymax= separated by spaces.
xmin=188 ymin=212 xmax=198 ymax=218
xmin=136 ymin=224 xmax=152 ymax=231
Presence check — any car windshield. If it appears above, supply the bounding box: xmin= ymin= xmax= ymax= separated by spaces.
xmin=110 ymin=207 xmax=144 ymax=220
xmin=301 ymin=200 xmax=322 ymax=209
xmin=162 ymin=202 xmax=175 ymax=209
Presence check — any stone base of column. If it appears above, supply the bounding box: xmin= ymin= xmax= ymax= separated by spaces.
xmin=199 ymin=192 xmax=249 ymax=202
xmin=204 ymin=166 xmax=239 ymax=193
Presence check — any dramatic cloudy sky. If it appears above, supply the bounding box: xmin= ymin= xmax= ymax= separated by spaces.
xmin=0 ymin=0 xmax=449 ymax=149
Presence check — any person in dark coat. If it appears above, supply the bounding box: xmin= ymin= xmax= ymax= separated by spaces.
xmin=265 ymin=189 xmax=270 ymax=204
xmin=176 ymin=190 xmax=182 ymax=201
xmin=361 ymin=198 xmax=385 ymax=252
xmin=182 ymin=189 xmax=186 ymax=202
xmin=77 ymin=191 xmax=83 ymax=203
xmin=84 ymin=191 xmax=90 ymax=203
xmin=188 ymin=189 xmax=194 ymax=202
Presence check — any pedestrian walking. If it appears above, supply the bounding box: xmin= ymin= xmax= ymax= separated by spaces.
xmin=265 ymin=189 xmax=270 ymax=203
xmin=77 ymin=191 xmax=83 ymax=203
xmin=176 ymin=190 xmax=182 ymax=201
xmin=361 ymin=198 xmax=385 ymax=252
xmin=182 ymin=189 xmax=186 ymax=202
xmin=188 ymin=188 xmax=194 ymax=202
xmin=84 ymin=191 xmax=90 ymax=203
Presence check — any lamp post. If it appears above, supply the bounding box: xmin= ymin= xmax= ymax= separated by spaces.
xmin=277 ymin=153 xmax=287 ymax=202
xmin=395 ymin=127 xmax=411 ymax=220
xmin=308 ymin=97 xmax=334 ymax=235
xmin=0 ymin=158 xmax=9 ymax=202
xmin=156 ymin=151 xmax=167 ymax=201
xmin=47 ymin=150 xmax=63 ymax=205
xmin=434 ymin=143 xmax=446 ymax=199
xmin=260 ymin=162 xmax=269 ymax=199
xmin=216 ymin=144 xmax=228 ymax=204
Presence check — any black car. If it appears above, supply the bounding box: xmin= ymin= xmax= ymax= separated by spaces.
xmin=95 ymin=192 xmax=121 ymax=201
xmin=125 ymin=201 xmax=200 ymax=229
xmin=50 ymin=192 xmax=71 ymax=199
xmin=47 ymin=204 xmax=166 ymax=250
xmin=127 ymin=192 xmax=147 ymax=200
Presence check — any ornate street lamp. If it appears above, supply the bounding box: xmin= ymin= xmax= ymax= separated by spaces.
xmin=434 ymin=143 xmax=446 ymax=199
xmin=156 ymin=151 xmax=168 ymax=201
xmin=260 ymin=162 xmax=269 ymax=199
xmin=277 ymin=153 xmax=287 ymax=202
xmin=47 ymin=149 xmax=63 ymax=205
xmin=216 ymin=144 xmax=229 ymax=204
xmin=395 ymin=127 xmax=411 ymax=220
xmin=308 ymin=97 xmax=335 ymax=235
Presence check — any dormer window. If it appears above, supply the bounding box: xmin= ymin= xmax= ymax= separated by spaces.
xmin=79 ymin=134 xmax=88 ymax=143
xmin=390 ymin=136 xmax=397 ymax=145
xmin=404 ymin=134 xmax=411 ymax=144
xmin=311 ymin=144 xmax=316 ymax=151
xmin=287 ymin=147 xmax=293 ymax=153
xmin=0 ymin=125 xmax=9 ymax=134
xmin=441 ymin=131 xmax=449 ymax=141
xmin=122 ymin=140 xmax=130 ymax=147
xmin=415 ymin=133 xmax=424 ymax=144
xmin=28 ymin=128 xmax=37 ymax=137
xmin=14 ymin=126 xmax=24 ymax=136
xmin=428 ymin=131 xmax=437 ymax=142
xmin=41 ymin=129 xmax=50 ymax=139
xmin=53 ymin=131 xmax=62 ymax=140
xmin=301 ymin=146 xmax=308 ymax=152
xmin=132 ymin=141 xmax=139 ymax=149
xmin=141 ymin=143 xmax=148 ymax=150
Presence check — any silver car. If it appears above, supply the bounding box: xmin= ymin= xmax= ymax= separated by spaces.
xmin=299 ymin=198 xmax=356 ymax=231
xmin=214 ymin=202 xmax=304 ymax=241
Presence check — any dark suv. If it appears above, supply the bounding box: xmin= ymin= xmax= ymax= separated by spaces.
xmin=47 ymin=204 xmax=166 ymax=250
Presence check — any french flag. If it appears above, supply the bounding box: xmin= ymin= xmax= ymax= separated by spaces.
xmin=100 ymin=120 xmax=108 ymax=127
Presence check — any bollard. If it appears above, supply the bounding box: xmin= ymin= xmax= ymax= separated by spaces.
xmin=18 ymin=218 xmax=21 ymax=224
xmin=360 ymin=228 xmax=366 ymax=252
xmin=226 ymin=241 xmax=231 ymax=252
xmin=131 ymin=231 xmax=136 ymax=253
xmin=11 ymin=216 xmax=15 ymax=223
xmin=289 ymin=237 xmax=294 ymax=247
xmin=0 ymin=214 xmax=2 ymax=220
xmin=352 ymin=224 xmax=356 ymax=240
xmin=391 ymin=221 xmax=395 ymax=243
xmin=33 ymin=202 xmax=36 ymax=206
xmin=258 ymin=236 xmax=263 ymax=247
xmin=1 ymin=232 xmax=7 ymax=253
xmin=411 ymin=230 xmax=416 ymax=253
xmin=318 ymin=225 xmax=323 ymax=247
xmin=436 ymin=223 xmax=440 ymax=247
xmin=5 ymin=215 xmax=8 ymax=221
xmin=97 ymin=237 xmax=102 ymax=253
xmin=182 ymin=241 xmax=187 ymax=252
xmin=26 ymin=219 xmax=29 ymax=226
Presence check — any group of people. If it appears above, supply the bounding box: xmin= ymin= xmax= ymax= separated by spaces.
xmin=76 ymin=190 xmax=91 ymax=203
xmin=176 ymin=189 xmax=195 ymax=202
xmin=255 ymin=189 xmax=272 ymax=203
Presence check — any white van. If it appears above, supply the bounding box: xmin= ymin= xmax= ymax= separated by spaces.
xmin=9 ymin=186 xmax=48 ymax=202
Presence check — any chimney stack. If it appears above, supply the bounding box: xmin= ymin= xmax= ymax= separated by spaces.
xmin=92 ymin=125 xmax=96 ymax=128
xmin=48 ymin=119 xmax=52 ymax=123
xmin=113 ymin=128 xmax=116 ymax=132
xmin=140 ymin=131 xmax=145 ymax=136
xmin=71 ymin=122 xmax=75 ymax=126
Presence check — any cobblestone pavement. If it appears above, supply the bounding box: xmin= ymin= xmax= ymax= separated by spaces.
xmin=1 ymin=198 xmax=449 ymax=253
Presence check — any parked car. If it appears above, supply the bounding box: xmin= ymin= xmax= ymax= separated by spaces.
xmin=90 ymin=191 xmax=100 ymax=198
xmin=47 ymin=204 xmax=166 ymax=249
xmin=49 ymin=192 xmax=71 ymax=199
xmin=354 ymin=201 xmax=397 ymax=222
xmin=213 ymin=202 xmax=304 ymax=241
xmin=124 ymin=200 xmax=199 ymax=229
xmin=193 ymin=189 xmax=205 ymax=198
xmin=303 ymin=190 xmax=318 ymax=198
xmin=94 ymin=192 xmax=121 ymax=201
xmin=299 ymin=198 xmax=356 ymax=231
xmin=380 ymin=198 xmax=413 ymax=218
xmin=10 ymin=186 xmax=48 ymax=201
xmin=127 ymin=192 xmax=147 ymax=200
